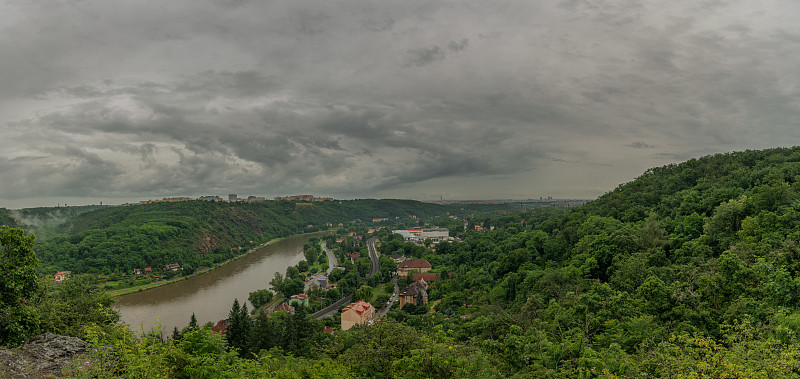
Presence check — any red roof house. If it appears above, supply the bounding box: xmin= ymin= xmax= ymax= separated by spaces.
xmin=397 ymin=258 xmax=432 ymax=277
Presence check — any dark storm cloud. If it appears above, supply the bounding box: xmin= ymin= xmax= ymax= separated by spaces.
xmin=447 ymin=39 xmax=469 ymax=52
xmin=628 ymin=142 xmax=655 ymax=149
xmin=2 ymin=0 xmax=800 ymax=205
xmin=406 ymin=46 xmax=446 ymax=67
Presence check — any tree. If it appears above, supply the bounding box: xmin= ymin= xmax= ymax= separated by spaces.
xmin=226 ymin=298 xmax=252 ymax=357
xmin=282 ymin=304 xmax=319 ymax=357
xmin=355 ymin=285 xmax=374 ymax=302
xmin=0 ymin=226 xmax=41 ymax=346
xmin=286 ymin=265 xmax=301 ymax=280
xmin=172 ymin=326 xmax=182 ymax=341
xmin=248 ymin=289 xmax=274 ymax=310
xmin=282 ymin=277 xmax=305 ymax=297
xmin=297 ymin=260 xmax=310 ymax=273
xmin=35 ymin=277 xmax=119 ymax=338
xmin=270 ymin=272 xmax=284 ymax=292
xmin=189 ymin=313 xmax=198 ymax=329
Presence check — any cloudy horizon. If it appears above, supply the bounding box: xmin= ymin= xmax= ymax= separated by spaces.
xmin=2 ymin=0 xmax=800 ymax=209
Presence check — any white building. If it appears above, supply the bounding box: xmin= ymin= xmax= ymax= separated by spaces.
xmin=392 ymin=228 xmax=450 ymax=244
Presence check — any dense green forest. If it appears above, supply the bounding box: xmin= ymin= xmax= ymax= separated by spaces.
xmin=9 ymin=147 xmax=800 ymax=377
xmin=0 ymin=208 xmax=17 ymax=227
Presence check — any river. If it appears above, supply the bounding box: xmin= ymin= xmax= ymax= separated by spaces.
xmin=115 ymin=234 xmax=313 ymax=335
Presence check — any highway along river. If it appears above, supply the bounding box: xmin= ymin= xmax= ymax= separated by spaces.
xmin=115 ymin=233 xmax=314 ymax=335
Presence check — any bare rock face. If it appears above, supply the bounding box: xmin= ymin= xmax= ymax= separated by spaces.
xmin=0 ymin=333 xmax=87 ymax=378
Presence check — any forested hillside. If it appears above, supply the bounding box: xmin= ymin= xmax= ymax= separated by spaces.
xmin=10 ymin=148 xmax=800 ymax=377
xmin=413 ymin=146 xmax=800 ymax=376
xmin=43 ymin=146 xmax=800 ymax=377
xmin=0 ymin=208 xmax=17 ymax=227
xmin=34 ymin=199 xmax=451 ymax=274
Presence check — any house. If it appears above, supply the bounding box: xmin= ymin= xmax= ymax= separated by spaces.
xmin=274 ymin=303 xmax=295 ymax=314
xmin=163 ymin=263 xmax=181 ymax=272
xmin=346 ymin=252 xmax=361 ymax=264
xmin=289 ymin=293 xmax=309 ymax=307
xmin=321 ymin=327 xmax=336 ymax=335
xmin=144 ymin=267 xmax=152 ymax=275
xmin=212 ymin=319 xmax=229 ymax=334
xmin=392 ymin=228 xmax=450 ymax=244
xmin=411 ymin=272 xmax=442 ymax=283
xmin=341 ymin=300 xmax=375 ymax=331
xmin=397 ymin=258 xmax=432 ymax=277
xmin=53 ymin=271 xmax=68 ymax=283
xmin=316 ymin=275 xmax=328 ymax=289
xmin=398 ymin=279 xmax=429 ymax=308
xmin=133 ymin=268 xmax=142 ymax=275
xmin=389 ymin=254 xmax=407 ymax=264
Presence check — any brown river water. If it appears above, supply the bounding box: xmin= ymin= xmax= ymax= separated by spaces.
xmin=115 ymin=234 xmax=313 ymax=335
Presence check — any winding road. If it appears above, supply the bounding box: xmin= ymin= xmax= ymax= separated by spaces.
xmin=313 ymin=237 xmax=382 ymax=319
xmin=322 ymin=242 xmax=338 ymax=275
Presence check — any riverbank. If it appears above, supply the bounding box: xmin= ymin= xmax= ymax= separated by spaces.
xmin=108 ymin=237 xmax=285 ymax=297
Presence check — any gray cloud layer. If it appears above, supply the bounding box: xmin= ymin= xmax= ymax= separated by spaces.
xmin=1 ymin=0 xmax=800 ymax=206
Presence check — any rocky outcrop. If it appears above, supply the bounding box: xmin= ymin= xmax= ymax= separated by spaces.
xmin=0 ymin=333 xmax=87 ymax=378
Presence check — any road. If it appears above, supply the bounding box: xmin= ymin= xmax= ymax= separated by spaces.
xmin=367 ymin=237 xmax=380 ymax=278
xmin=378 ymin=276 xmax=399 ymax=316
xmin=314 ymin=237 xmax=381 ymax=319
xmin=321 ymin=242 xmax=338 ymax=276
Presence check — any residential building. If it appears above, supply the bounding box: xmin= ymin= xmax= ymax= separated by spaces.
xmin=274 ymin=195 xmax=334 ymax=202
xmin=321 ymin=327 xmax=336 ymax=335
xmin=392 ymin=228 xmax=450 ymax=244
xmin=289 ymin=293 xmax=309 ymax=307
xmin=412 ymin=272 xmax=442 ymax=283
xmin=347 ymin=252 xmax=361 ymax=264
xmin=398 ymin=279 xmax=429 ymax=308
xmin=397 ymin=258 xmax=432 ymax=277
xmin=163 ymin=263 xmax=181 ymax=272
xmin=389 ymin=254 xmax=407 ymax=264
xmin=53 ymin=271 xmax=69 ymax=282
xmin=212 ymin=319 xmax=229 ymax=334
xmin=341 ymin=300 xmax=375 ymax=331
xmin=315 ymin=275 xmax=328 ymax=289
xmin=274 ymin=303 xmax=295 ymax=314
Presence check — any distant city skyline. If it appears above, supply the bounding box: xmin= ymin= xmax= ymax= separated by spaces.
xmin=2 ymin=1 xmax=800 ymax=208
xmin=5 ymin=193 xmax=588 ymax=210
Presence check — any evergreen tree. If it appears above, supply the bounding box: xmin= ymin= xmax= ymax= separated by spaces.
xmin=282 ymin=304 xmax=317 ymax=357
xmin=172 ymin=326 xmax=182 ymax=341
xmin=226 ymin=299 xmax=252 ymax=357
xmin=250 ymin=312 xmax=277 ymax=353
xmin=189 ymin=313 xmax=198 ymax=329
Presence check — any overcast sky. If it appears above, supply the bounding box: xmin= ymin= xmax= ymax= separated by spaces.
xmin=2 ymin=0 xmax=800 ymax=208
